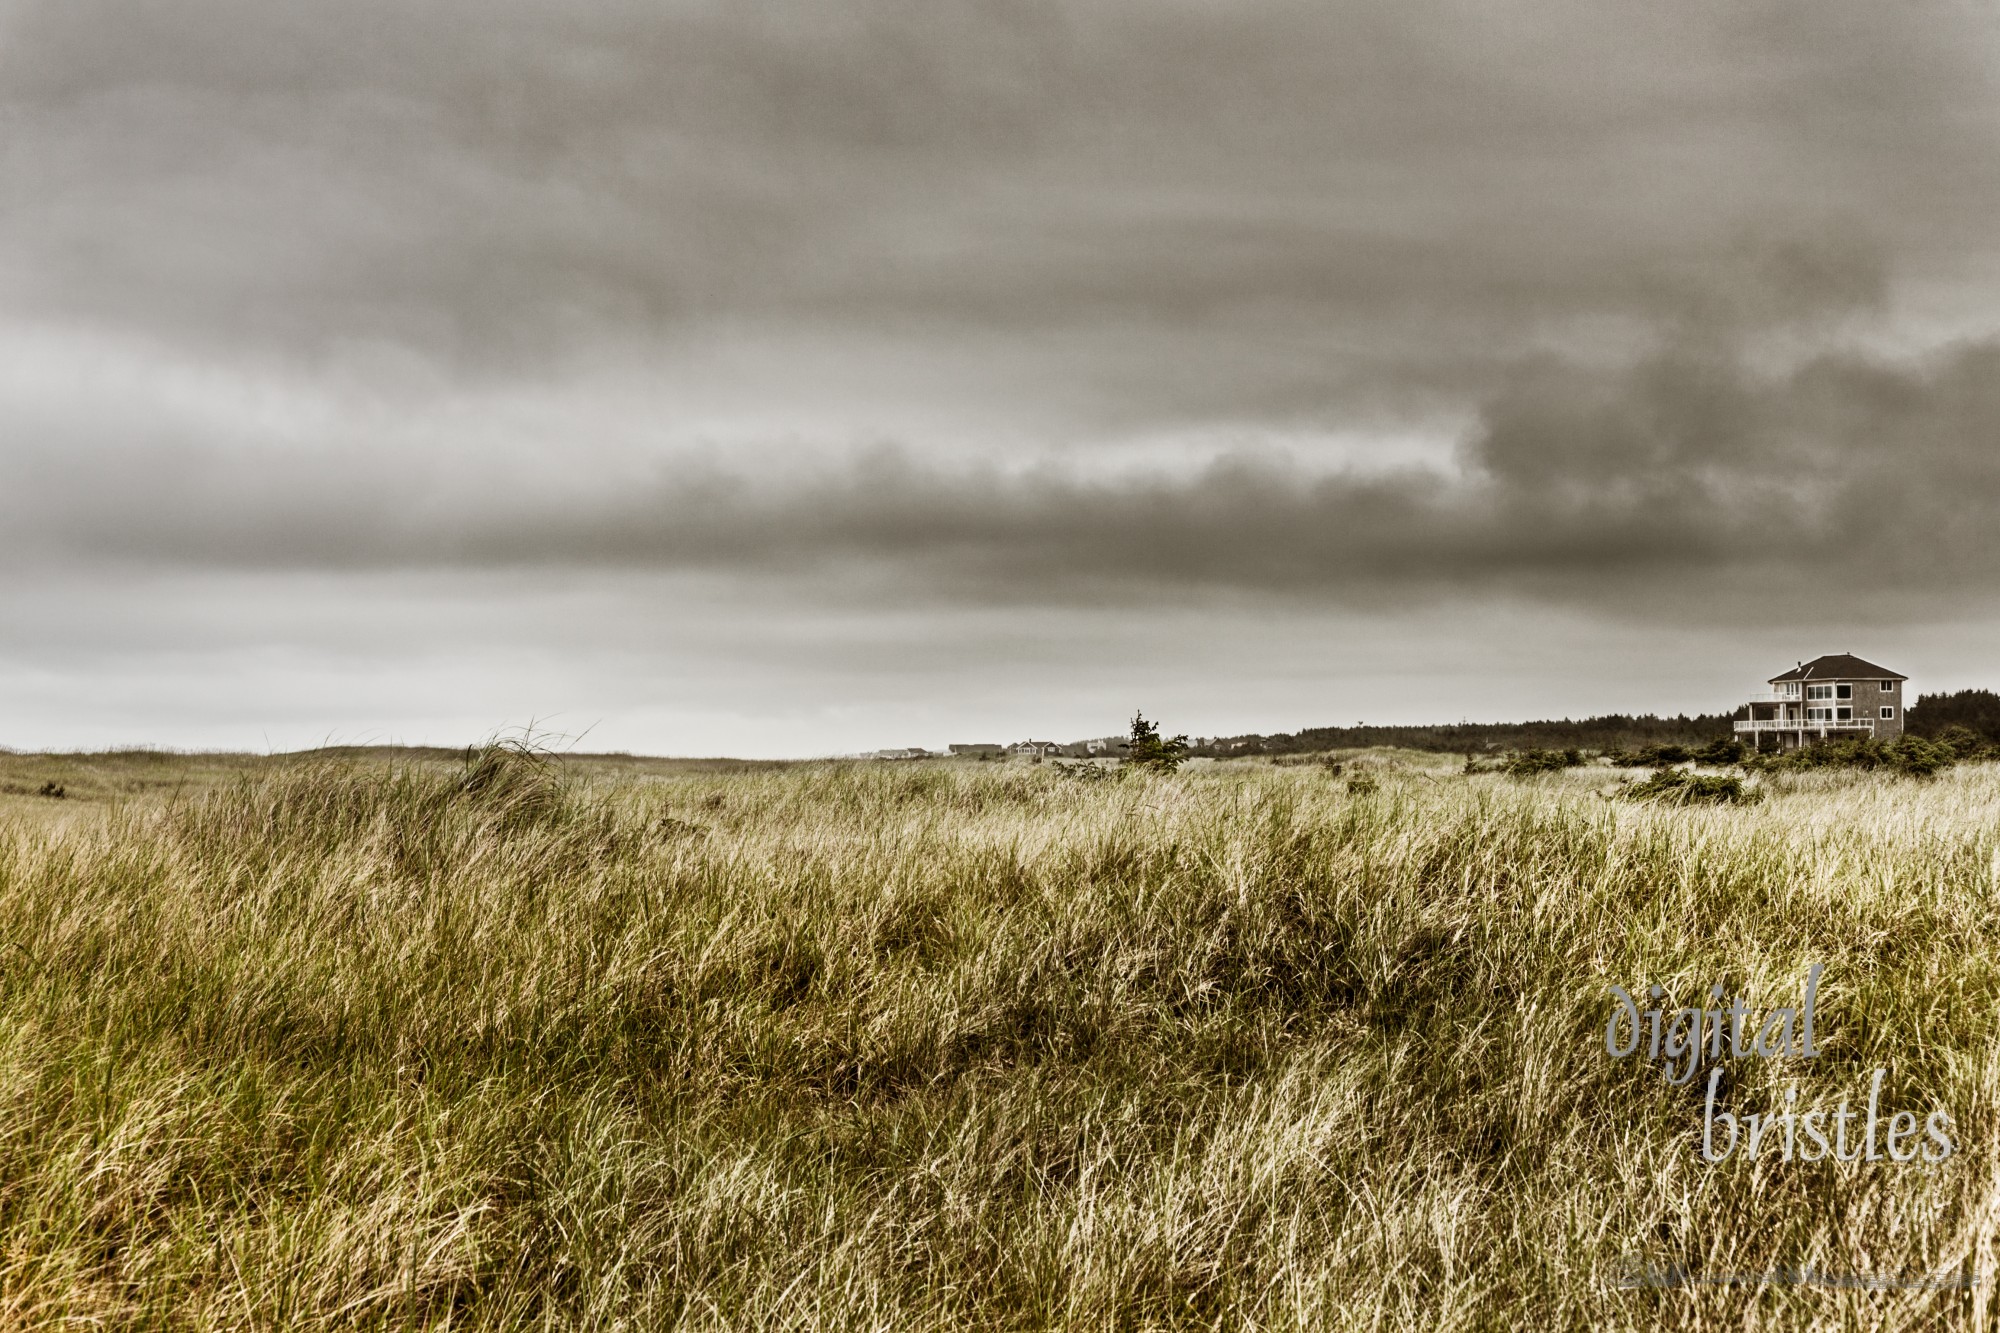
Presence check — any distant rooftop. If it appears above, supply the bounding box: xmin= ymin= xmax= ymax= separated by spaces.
xmin=1768 ymin=654 xmax=1905 ymax=683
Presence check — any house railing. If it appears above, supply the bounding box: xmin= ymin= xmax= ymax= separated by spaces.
xmin=1734 ymin=718 xmax=1876 ymax=734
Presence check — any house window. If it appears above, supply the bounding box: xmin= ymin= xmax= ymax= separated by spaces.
xmin=1836 ymin=684 xmax=1851 ymax=700
xmin=1807 ymin=685 xmax=1832 ymax=701
xmin=1879 ymin=681 xmax=1895 ymax=692
xmin=1881 ymin=706 xmax=1896 ymax=720
xmin=1837 ymin=707 xmax=1852 ymax=721
xmin=1807 ymin=707 xmax=1829 ymax=721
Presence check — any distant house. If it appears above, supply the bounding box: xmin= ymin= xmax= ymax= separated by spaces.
xmin=869 ymin=747 xmax=933 ymax=761
xmin=948 ymin=743 xmax=1005 ymax=757
xmin=1736 ymin=654 xmax=1906 ymax=752
xmin=1006 ymin=740 xmax=1064 ymax=761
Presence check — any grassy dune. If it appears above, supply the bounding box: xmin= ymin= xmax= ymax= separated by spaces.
xmin=0 ymin=749 xmax=1996 ymax=1329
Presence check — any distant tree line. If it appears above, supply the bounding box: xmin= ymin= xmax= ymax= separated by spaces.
xmin=1189 ymin=713 xmax=1737 ymax=758
xmin=1185 ymin=688 xmax=2000 ymax=759
xmin=1906 ymin=689 xmax=2000 ymax=744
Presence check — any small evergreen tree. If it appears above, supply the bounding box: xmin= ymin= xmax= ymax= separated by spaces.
xmin=1127 ymin=712 xmax=1191 ymax=773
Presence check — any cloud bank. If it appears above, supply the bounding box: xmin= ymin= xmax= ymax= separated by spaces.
xmin=5 ymin=330 xmax=1997 ymax=620
xmin=3 ymin=0 xmax=1999 ymax=746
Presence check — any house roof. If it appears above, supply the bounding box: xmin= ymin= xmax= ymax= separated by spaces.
xmin=1768 ymin=654 xmax=1906 ymax=683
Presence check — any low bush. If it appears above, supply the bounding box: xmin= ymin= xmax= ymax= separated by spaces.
xmin=1053 ymin=761 xmax=1119 ymax=785
xmin=1606 ymin=738 xmax=1741 ymax=767
xmin=1747 ymin=734 xmax=1958 ymax=778
xmin=1620 ymin=767 xmax=1753 ymax=805
xmin=1931 ymin=724 xmax=1997 ymax=761
xmin=1502 ymin=748 xmax=1583 ymax=776
xmin=1692 ymin=736 xmax=1745 ymax=765
xmin=1608 ymin=743 xmax=1689 ymax=768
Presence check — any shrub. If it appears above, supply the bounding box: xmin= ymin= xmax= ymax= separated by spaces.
xmin=1749 ymin=739 xmax=1868 ymax=773
xmin=1054 ymin=761 xmax=1119 ymax=785
xmin=1931 ymin=725 xmax=1993 ymax=761
xmin=1503 ymin=748 xmax=1583 ymax=776
xmin=1886 ymin=734 xmax=1957 ymax=777
xmin=1620 ymin=768 xmax=1753 ymax=805
xmin=1607 ymin=741 xmax=1737 ymax=768
xmin=1748 ymin=735 xmax=1958 ymax=778
xmin=1691 ymin=737 xmax=1745 ymax=765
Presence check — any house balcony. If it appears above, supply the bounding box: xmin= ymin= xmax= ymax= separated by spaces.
xmin=1734 ymin=718 xmax=1876 ymax=736
xmin=1743 ymin=691 xmax=1801 ymax=704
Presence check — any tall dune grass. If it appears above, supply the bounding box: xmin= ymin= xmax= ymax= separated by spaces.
xmin=0 ymin=751 xmax=1995 ymax=1328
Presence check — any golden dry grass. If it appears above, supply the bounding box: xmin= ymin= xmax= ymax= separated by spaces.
xmin=0 ymin=746 xmax=1994 ymax=1329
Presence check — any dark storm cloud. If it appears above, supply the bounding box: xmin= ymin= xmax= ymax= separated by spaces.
xmin=3 ymin=0 xmax=1999 ymax=614
xmin=6 ymin=332 xmax=1998 ymax=619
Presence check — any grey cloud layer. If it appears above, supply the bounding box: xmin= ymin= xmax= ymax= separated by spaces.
xmin=3 ymin=0 xmax=1999 ymax=617
xmin=9 ymin=335 xmax=1997 ymax=618
xmin=6 ymin=3 xmax=1995 ymax=375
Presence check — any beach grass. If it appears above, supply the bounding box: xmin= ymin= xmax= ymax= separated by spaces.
xmin=0 ymin=746 xmax=1994 ymax=1329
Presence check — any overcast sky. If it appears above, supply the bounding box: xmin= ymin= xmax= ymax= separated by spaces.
xmin=4 ymin=0 xmax=1999 ymax=755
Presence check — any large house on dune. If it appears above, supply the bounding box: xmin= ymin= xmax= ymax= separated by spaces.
xmin=1736 ymin=654 xmax=1905 ymax=753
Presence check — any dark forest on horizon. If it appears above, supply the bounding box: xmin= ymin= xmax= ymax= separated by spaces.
xmin=1187 ymin=688 xmax=2000 ymax=758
